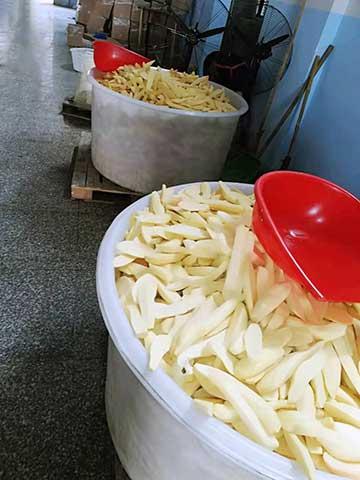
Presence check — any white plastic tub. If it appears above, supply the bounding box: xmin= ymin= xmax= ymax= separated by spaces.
xmin=97 ymin=182 xmax=340 ymax=480
xmin=70 ymin=47 xmax=93 ymax=73
xmin=88 ymin=70 xmax=248 ymax=193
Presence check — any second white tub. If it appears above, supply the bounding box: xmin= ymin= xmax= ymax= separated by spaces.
xmin=88 ymin=70 xmax=248 ymax=193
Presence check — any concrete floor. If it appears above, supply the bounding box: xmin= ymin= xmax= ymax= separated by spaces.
xmin=0 ymin=1 xmax=124 ymax=478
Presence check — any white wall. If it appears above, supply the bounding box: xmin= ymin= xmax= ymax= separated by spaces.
xmin=253 ymin=0 xmax=360 ymax=195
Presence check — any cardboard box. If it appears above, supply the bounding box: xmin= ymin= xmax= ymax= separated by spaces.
xmin=87 ymin=13 xmax=108 ymax=32
xmin=67 ymin=23 xmax=85 ymax=47
xmin=111 ymin=16 xmax=130 ymax=43
xmin=76 ymin=0 xmax=96 ymax=25
xmin=113 ymin=2 xmax=132 ymax=20
xmin=111 ymin=0 xmax=132 ymax=43
xmin=93 ymin=0 xmax=115 ymax=18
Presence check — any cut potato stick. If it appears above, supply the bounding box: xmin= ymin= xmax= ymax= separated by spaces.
xmin=284 ymin=433 xmax=316 ymax=480
xmin=323 ymin=452 xmax=360 ymax=480
xmin=288 ymin=347 xmax=326 ymax=403
xmin=194 ymin=364 xmax=279 ymax=447
xmin=252 ymin=283 xmax=291 ymax=323
xmin=114 ymin=182 xmax=359 ymax=480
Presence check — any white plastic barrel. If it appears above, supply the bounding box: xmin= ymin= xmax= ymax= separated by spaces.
xmin=88 ymin=70 xmax=248 ymax=193
xmin=96 ymin=182 xmax=340 ymax=480
xmin=70 ymin=47 xmax=93 ymax=73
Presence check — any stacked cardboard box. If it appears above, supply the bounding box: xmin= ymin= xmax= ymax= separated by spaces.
xmin=76 ymin=0 xmax=115 ymax=33
xmin=87 ymin=0 xmax=115 ymax=32
xmin=72 ymin=0 xmax=193 ymax=46
xmin=112 ymin=0 xmax=193 ymax=46
xmin=111 ymin=0 xmax=133 ymax=43
xmin=76 ymin=0 xmax=94 ymax=25
xmin=67 ymin=23 xmax=85 ymax=47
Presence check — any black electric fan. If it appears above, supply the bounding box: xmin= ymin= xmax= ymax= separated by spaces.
xmin=128 ymin=0 xmax=292 ymax=97
xmin=204 ymin=0 xmax=293 ymax=97
xmin=128 ymin=0 xmax=232 ymax=73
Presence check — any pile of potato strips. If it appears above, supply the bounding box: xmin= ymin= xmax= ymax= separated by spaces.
xmin=99 ymin=62 xmax=237 ymax=113
xmin=114 ymin=181 xmax=360 ymax=480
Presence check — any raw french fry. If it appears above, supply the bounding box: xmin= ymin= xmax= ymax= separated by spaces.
xmin=288 ymin=347 xmax=326 ymax=403
xmin=286 ymin=325 xmax=314 ymax=348
xmin=297 ymin=385 xmax=316 ymax=418
xmin=252 ymin=282 xmax=291 ymax=323
xmin=236 ymin=347 xmax=284 ymax=380
xmin=333 ymin=337 xmax=360 ymax=395
xmin=186 ymin=239 xmax=230 ymax=258
xmin=286 ymin=283 xmax=314 ymax=322
xmin=309 ymin=322 xmax=347 ymax=341
xmin=263 ymin=326 xmax=292 ymax=348
xmin=256 ymin=266 xmax=273 ymax=299
xmin=194 ymin=364 xmax=279 ymax=448
xmin=225 ymin=303 xmax=248 ymax=355
xmin=207 ymin=199 xmax=244 ymax=214
xmin=244 ymin=323 xmax=263 ymax=360
xmin=323 ymin=452 xmax=360 ymax=480
xmin=266 ymin=303 xmax=289 ymax=330
xmin=114 ymin=182 xmax=360 ymax=480
xmin=257 ymin=342 xmax=324 ymax=394
xmin=324 ymin=399 xmax=360 ymax=428
xmin=284 ymin=433 xmax=316 ymax=480
xmin=243 ymin=262 xmax=256 ymax=311
xmin=316 ymin=422 xmax=360 ymax=462
xmin=149 ymin=335 xmax=172 ymax=370
xmin=127 ymin=304 xmax=148 ymax=336
xmin=114 ymin=254 xmax=135 ymax=267
xmin=305 ymin=437 xmax=323 ymax=455
xmin=132 ymin=274 xmax=158 ymax=329
xmin=155 ymin=290 xmax=204 ymax=319
xmin=323 ymin=344 xmax=342 ymax=398
xmin=336 ymin=386 xmax=360 ymax=408
xmin=164 ymin=224 xmax=208 ymax=240
xmin=146 ymin=252 xmax=185 ymax=266
xmin=173 ymin=296 xmax=217 ymax=354
xmin=98 ymin=63 xmax=239 ymax=113
xmin=326 ymin=304 xmax=354 ymax=324
xmin=311 ymin=373 xmax=327 ymax=409
xmin=115 ymin=240 xmax=153 ymax=258
xmin=174 ymin=298 xmax=237 ymax=355
xmin=116 ymin=276 xmax=135 ymax=305
xmin=278 ymin=410 xmax=322 ymax=437
xmin=137 ymin=212 xmax=171 ymax=225
xmin=223 ymin=225 xmax=253 ymax=300
xmin=213 ymin=402 xmax=238 ymax=423
xmin=211 ymin=342 xmax=236 ymax=375
xmin=270 ymin=400 xmax=295 ymax=410
xmin=176 ymin=331 xmax=226 ymax=374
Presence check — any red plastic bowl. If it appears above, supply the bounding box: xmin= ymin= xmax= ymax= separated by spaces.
xmin=93 ymin=41 xmax=150 ymax=72
xmin=253 ymin=171 xmax=360 ymax=302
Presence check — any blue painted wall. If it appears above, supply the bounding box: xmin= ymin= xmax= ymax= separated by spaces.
xmin=252 ymin=1 xmax=333 ymax=168
xmin=291 ymin=9 xmax=360 ymax=196
xmin=204 ymin=0 xmax=360 ymax=195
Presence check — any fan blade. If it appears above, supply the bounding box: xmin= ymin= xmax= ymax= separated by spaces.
xmin=262 ymin=34 xmax=289 ymax=49
xmin=198 ymin=26 xmax=227 ymax=39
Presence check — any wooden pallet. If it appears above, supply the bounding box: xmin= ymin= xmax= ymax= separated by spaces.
xmin=62 ymin=96 xmax=91 ymax=125
xmin=71 ymin=135 xmax=143 ymax=202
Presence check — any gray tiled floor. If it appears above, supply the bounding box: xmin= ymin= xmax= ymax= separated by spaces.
xmin=0 ymin=1 xmax=125 ymax=478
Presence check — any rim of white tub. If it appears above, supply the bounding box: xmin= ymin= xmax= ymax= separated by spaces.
xmin=96 ymin=182 xmax=339 ymax=480
xmin=88 ymin=68 xmax=249 ymax=119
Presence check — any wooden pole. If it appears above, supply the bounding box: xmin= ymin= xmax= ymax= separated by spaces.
xmin=281 ymin=55 xmax=320 ymax=169
xmin=257 ymin=45 xmax=334 ymax=159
